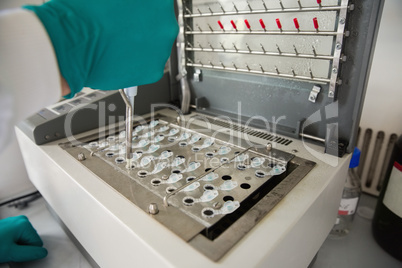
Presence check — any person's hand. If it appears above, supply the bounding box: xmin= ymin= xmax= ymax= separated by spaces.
xmin=0 ymin=215 xmax=47 ymax=263
xmin=24 ymin=0 xmax=179 ymax=98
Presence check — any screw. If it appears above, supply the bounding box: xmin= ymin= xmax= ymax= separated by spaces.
xmin=78 ymin=152 xmax=86 ymax=161
xmin=332 ymin=67 xmax=338 ymax=74
xmin=291 ymin=149 xmax=298 ymax=153
xmin=310 ymin=96 xmax=316 ymax=101
xmin=329 ymin=91 xmax=335 ymax=97
xmin=339 ymin=18 xmax=346 ymax=24
xmin=266 ymin=143 xmax=272 ymax=151
xmin=148 ymin=203 xmax=159 ymax=215
xmin=213 ymin=202 xmax=222 ymax=209
xmin=336 ymin=43 xmax=342 ymax=50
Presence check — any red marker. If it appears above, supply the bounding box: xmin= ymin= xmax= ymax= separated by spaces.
xmin=259 ymin=19 xmax=266 ymax=30
xmin=218 ymin=20 xmax=224 ymax=30
xmin=230 ymin=20 xmax=237 ymax=30
xmin=293 ymin=18 xmax=300 ymax=30
xmin=244 ymin=19 xmax=251 ymax=30
xmin=313 ymin=17 xmax=319 ymax=30
xmin=317 ymin=0 xmax=322 ymax=4
xmin=276 ymin=18 xmax=282 ymax=30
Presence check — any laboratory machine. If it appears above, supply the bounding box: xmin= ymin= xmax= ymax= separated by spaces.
xmin=16 ymin=0 xmax=384 ymax=267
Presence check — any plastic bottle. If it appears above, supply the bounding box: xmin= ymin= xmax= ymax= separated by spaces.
xmin=372 ymin=135 xmax=402 ymax=261
xmin=329 ymin=147 xmax=361 ymax=237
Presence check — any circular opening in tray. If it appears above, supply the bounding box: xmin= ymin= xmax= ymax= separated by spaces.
xmin=222 ymin=175 xmax=232 ymax=181
xmin=255 ymin=170 xmax=266 ymax=178
xmin=186 ymin=176 xmax=195 ymax=182
xmin=202 ymin=208 xmax=214 ymax=218
xmin=240 ymin=183 xmax=251 ymax=189
xmin=223 ymin=196 xmax=234 ymax=202
xmin=237 ymin=164 xmax=246 ymax=171
xmin=221 ymin=157 xmax=229 ymax=163
xmin=183 ymin=197 xmax=195 ymax=206
xmin=115 ymin=157 xmax=125 ymax=164
xmin=138 ymin=170 xmax=148 ymax=178
xmin=166 ymin=186 xmax=176 ymax=193
xmin=203 ymin=184 xmax=215 ymax=191
xmin=205 ymin=152 xmax=214 ymax=158
xmin=151 ymin=178 xmax=161 ymax=186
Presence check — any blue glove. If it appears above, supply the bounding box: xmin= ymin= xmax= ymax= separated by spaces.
xmin=24 ymin=0 xmax=179 ymax=98
xmin=0 ymin=215 xmax=47 ymax=263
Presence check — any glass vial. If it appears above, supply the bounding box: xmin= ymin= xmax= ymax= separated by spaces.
xmin=330 ymin=147 xmax=361 ymax=237
xmin=372 ymin=135 xmax=402 ymax=261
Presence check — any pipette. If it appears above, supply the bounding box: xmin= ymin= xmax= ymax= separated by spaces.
xmin=119 ymin=86 xmax=137 ymax=169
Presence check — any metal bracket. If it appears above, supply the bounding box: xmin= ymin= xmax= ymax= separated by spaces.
xmin=328 ymin=0 xmax=350 ymax=98
xmin=308 ymin=85 xmax=321 ymax=103
xmin=194 ymin=69 xmax=202 ymax=82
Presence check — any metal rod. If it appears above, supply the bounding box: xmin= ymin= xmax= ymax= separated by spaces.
xmin=293 ymin=45 xmax=299 ymax=55
xmin=219 ymin=3 xmax=225 ymax=13
xmin=196 ymin=24 xmax=202 ymax=32
xmin=300 ymin=133 xmax=325 ymax=143
xmin=247 ymin=1 xmax=253 ymax=11
xmin=163 ymin=147 xmax=253 ymax=206
xmin=260 ymin=43 xmax=266 ymax=53
xmin=246 ymin=43 xmax=252 ymax=52
xmin=297 ymin=0 xmax=302 ymax=9
xmin=279 ymin=0 xmax=284 ymax=9
xmin=233 ymin=2 xmax=238 ymax=12
xmin=207 ymin=24 xmax=213 ymax=32
xmin=184 ymin=5 xmax=344 ymax=18
xmin=232 ymin=43 xmax=238 ymax=52
xmin=185 ymin=7 xmax=192 ymax=15
xmin=276 ymin=44 xmax=282 ymax=54
xmin=187 ymin=63 xmax=330 ymax=83
xmin=119 ymin=89 xmax=133 ymax=166
xmin=262 ymin=0 xmax=268 ymax=11
xmin=184 ymin=30 xmax=338 ymax=36
xmin=312 ymin=45 xmax=317 ymax=57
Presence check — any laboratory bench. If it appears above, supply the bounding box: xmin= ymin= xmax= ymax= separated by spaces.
xmin=0 ymin=193 xmax=400 ymax=268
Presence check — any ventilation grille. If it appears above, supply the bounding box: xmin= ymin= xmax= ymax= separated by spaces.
xmin=357 ymin=128 xmax=398 ymax=196
xmin=191 ymin=115 xmax=293 ymax=146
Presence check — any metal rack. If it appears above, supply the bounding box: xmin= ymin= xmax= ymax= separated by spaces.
xmin=180 ymin=0 xmax=350 ymax=98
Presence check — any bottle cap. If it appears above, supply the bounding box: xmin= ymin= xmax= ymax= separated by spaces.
xmin=349 ymin=147 xmax=361 ymax=168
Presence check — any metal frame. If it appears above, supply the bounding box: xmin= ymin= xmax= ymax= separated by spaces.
xmin=175 ymin=0 xmax=385 ymax=155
